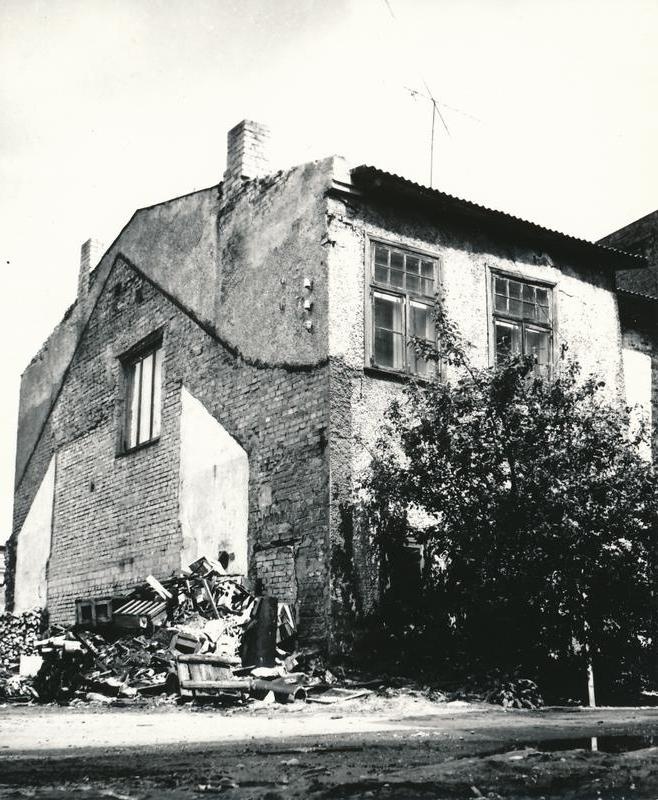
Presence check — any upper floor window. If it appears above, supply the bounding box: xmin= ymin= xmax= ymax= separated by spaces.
xmin=369 ymin=242 xmax=438 ymax=378
xmin=492 ymin=274 xmax=553 ymax=378
xmin=124 ymin=341 xmax=163 ymax=450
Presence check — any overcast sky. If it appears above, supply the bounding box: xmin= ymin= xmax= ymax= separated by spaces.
xmin=1 ymin=0 xmax=656 ymax=542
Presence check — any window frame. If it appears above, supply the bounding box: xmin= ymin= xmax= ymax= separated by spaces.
xmin=365 ymin=237 xmax=440 ymax=378
xmin=119 ymin=331 xmax=164 ymax=454
xmin=75 ymin=596 xmax=119 ymax=628
xmin=487 ymin=268 xmax=557 ymax=377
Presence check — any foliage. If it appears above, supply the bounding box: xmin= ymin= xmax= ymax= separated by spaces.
xmin=359 ymin=303 xmax=657 ymax=701
xmin=483 ymin=676 xmax=544 ymax=709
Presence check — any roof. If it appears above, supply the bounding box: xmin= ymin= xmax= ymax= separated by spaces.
xmin=598 ymin=207 xmax=658 ymax=243
xmin=345 ymin=165 xmax=646 ymax=271
xmin=617 ymin=287 xmax=658 ymax=311
xmin=617 ymin=287 xmax=657 ymax=301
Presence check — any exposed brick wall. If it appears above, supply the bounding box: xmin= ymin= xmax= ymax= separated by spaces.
xmin=254 ymin=547 xmax=296 ymax=604
xmin=11 ymin=258 xmax=331 ymax=642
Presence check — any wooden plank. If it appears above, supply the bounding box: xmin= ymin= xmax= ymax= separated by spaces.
xmin=180 ymin=679 xmax=251 ymax=691
xmin=202 ymin=578 xmax=220 ymax=618
xmin=176 ymin=653 xmax=241 ymax=666
xmin=307 ymin=688 xmax=372 ymax=704
xmin=146 ymin=575 xmax=173 ymax=600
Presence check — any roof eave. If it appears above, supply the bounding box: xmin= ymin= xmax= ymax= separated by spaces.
xmin=342 ymin=166 xmax=646 ymax=272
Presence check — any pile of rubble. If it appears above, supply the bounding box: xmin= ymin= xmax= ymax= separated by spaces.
xmin=0 ymin=609 xmax=44 ymax=702
xmin=0 ymin=608 xmax=42 ymax=669
xmin=0 ymin=555 xmax=366 ymax=707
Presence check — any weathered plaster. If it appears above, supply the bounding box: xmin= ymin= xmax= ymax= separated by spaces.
xmin=327 ymin=195 xmax=625 ymax=387
xmin=325 ymin=187 xmax=630 ymax=635
xmin=215 ymin=158 xmax=338 ymax=365
xmin=622 ymin=347 xmax=653 ymax=460
xmin=13 ymin=455 xmax=56 ymax=613
xmin=179 ymin=386 xmax=248 ymax=573
xmin=16 ymin=187 xmax=219 ymax=485
xmin=621 ymin=317 xmax=658 ymax=461
xmin=16 ymin=157 xmax=341 ymax=490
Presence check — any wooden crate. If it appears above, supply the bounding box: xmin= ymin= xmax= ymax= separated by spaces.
xmin=176 ymin=653 xmax=243 ymax=697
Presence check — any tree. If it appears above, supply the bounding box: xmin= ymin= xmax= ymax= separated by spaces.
xmin=360 ymin=305 xmax=657 ymax=702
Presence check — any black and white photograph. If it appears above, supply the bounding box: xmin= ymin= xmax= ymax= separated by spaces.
xmin=0 ymin=1 xmax=657 ymax=797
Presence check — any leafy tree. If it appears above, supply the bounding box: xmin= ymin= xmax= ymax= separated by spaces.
xmin=359 ymin=305 xmax=657 ymax=702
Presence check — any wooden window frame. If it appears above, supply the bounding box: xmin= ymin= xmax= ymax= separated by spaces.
xmin=120 ymin=331 xmax=164 ymax=453
xmin=365 ymin=237 xmax=441 ymax=378
xmin=487 ymin=267 xmax=557 ymax=377
xmin=75 ymin=596 xmax=118 ymax=627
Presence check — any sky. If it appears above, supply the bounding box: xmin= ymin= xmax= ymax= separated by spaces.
xmin=1 ymin=0 xmax=657 ymax=542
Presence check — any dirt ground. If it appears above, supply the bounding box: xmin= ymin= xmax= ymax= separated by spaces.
xmin=1 ymin=698 xmax=657 ymax=799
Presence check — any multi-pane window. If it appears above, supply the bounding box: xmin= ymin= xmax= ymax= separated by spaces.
xmin=124 ymin=344 xmax=163 ymax=450
xmin=492 ymin=274 xmax=553 ymax=378
xmin=370 ymin=242 xmax=437 ymax=377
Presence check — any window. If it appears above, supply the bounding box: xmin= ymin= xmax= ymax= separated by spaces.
xmin=369 ymin=242 xmax=438 ymax=377
xmin=124 ymin=342 xmax=163 ymax=450
xmin=75 ymin=597 xmax=117 ymax=627
xmin=492 ymin=274 xmax=553 ymax=378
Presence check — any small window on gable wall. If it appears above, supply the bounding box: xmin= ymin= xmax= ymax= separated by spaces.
xmin=370 ymin=242 xmax=438 ymax=377
xmin=492 ymin=274 xmax=553 ymax=378
xmin=124 ymin=340 xmax=163 ymax=450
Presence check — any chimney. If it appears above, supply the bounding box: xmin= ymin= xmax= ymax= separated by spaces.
xmin=78 ymin=238 xmax=104 ymax=308
xmin=223 ymin=120 xmax=270 ymax=196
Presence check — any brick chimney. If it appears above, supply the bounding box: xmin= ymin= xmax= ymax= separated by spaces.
xmin=223 ymin=120 xmax=270 ymax=196
xmin=78 ymin=238 xmax=104 ymax=308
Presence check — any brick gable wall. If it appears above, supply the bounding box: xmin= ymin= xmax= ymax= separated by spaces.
xmin=10 ymin=258 xmax=331 ymax=642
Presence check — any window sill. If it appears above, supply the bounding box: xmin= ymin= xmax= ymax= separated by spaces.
xmin=364 ymin=365 xmax=436 ymax=385
xmin=116 ymin=436 xmax=161 ymax=458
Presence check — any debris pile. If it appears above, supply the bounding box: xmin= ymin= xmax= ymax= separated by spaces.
xmin=0 ymin=609 xmax=43 ymax=670
xmin=0 ymin=555 xmax=362 ymax=707
xmin=0 ymin=609 xmax=44 ymax=702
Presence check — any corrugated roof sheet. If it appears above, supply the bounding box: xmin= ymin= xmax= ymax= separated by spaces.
xmin=114 ymin=599 xmax=167 ymax=617
xmin=617 ymin=287 xmax=658 ymax=302
xmin=350 ymin=165 xmax=646 ymax=270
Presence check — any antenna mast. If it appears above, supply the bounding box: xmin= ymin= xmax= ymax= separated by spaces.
xmin=382 ymin=0 xmax=450 ymax=187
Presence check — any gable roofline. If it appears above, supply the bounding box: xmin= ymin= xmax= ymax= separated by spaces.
xmin=340 ymin=165 xmax=646 ymax=271
xmin=24 ymin=184 xmax=221 ymax=376
xmin=86 ymin=183 xmax=221 ymax=285
xmin=598 ymin=207 xmax=658 ymax=243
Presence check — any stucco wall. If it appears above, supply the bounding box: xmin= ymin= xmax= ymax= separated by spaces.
xmin=620 ymin=301 xmax=658 ymax=462
xmin=215 ymin=158 xmax=337 ymax=365
xmin=325 ymin=190 xmax=628 ymax=634
xmin=327 ymin=196 xmax=624 ymax=382
xmin=13 ymin=455 xmax=56 ymax=614
xmin=622 ymin=347 xmax=653 ymax=460
xmin=179 ymin=387 xmax=249 ymax=573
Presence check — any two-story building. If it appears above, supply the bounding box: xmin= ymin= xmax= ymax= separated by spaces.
xmin=7 ymin=120 xmax=656 ymax=649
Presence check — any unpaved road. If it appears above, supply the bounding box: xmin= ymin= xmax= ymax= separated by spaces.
xmin=1 ymin=701 xmax=657 ymax=799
